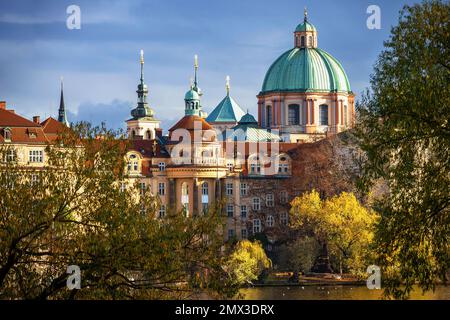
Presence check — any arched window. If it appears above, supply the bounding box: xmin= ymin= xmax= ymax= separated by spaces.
xmin=266 ymin=215 xmax=274 ymax=227
xmin=301 ymin=36 xmax=305 ymax=47
xmin=131 ymin=130 xmax=136 ymax=138
xmin=201 ymin=182 xmax=208 ymax=195
xmin=146 ymin=130 xmax=152 ymax=140
xmin=3 ymin=128 xmax=11 ymax=142
xmin=288 ymin=104 xmax=300 ymax=125
xmin=308 ymin=36 xmax=312 ymax=46
xmin=181 ymin=182 xmax=189 ymax=216
xmin=319 ymin=104 xmax=329 ymax=125
xmin=266 ymin=105 xmax=272 ymax=127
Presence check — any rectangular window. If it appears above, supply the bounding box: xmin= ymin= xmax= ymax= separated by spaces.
xmin=159 ymin=205 xmax=166 ymax=218
xmin=253 ymin=219 xmax=261 ymax=233
xmin=202 ymin=203 xmax=209 ymax=214
xmin=280 ymin=191 xmax=288 ymax=204
xmin=228 ymin=229 xmax=235 ymax=239
xmin=281 ymin=212 xmax=289 ymax=225
xmin=320 ymin=105 xmax=329 ymax=126
xmin=226 ymin=182 xmax=233 ymax=196
xmin=3 ymin=149 xmax=15 ymax=162
xmin=288 ymin=104 xmax=300 ymax=125
xmin=29 ymin=150 xmax=43 ymax=163
xmin=133 ymin=161 xmax=138 ymax=171
xmin=240 ymin=205 xmax=247 ymax=218
xmin=227 ymin=204 xmax=234 ymax=217
xmin=158 ymin=162 xmax=166 ymax=171
xmin=241 ymin=229 xmax=247 ymax=239
xmin=240 ymin=183 xmax=248 ymax=196
xmin=227 ymin=163 xmax=233 ymax=172
xmin=252 ymin=198 xmax=261 ymax=211
xmin=266 ymin=194 xmax=274 ymax=207
xmin=139 ymin=182 xmax=146 ymax=195
xmin=158 ymin=182 xmax=165 ymax=196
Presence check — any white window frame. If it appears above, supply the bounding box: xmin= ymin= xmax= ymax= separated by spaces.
xmin=266 ymin=215 xmax=274 ymax=227
xmin=240 ymin=183 xmax=248 ymax=196
xmin=266 ymin=193 xmax=274 ymax=207
xmin=252 ymin=198 xmax=261 ymax=211
xmin=240 ymin=205 xmax=247 ymax=218
xmin=226 ymin=182 xmax=233 ymax=196
xmin=226 ymin=204 xmax=234 ymax=217
xmin=158 ymin=182 xmax=165 ymax=196
xmin=158 ymin=162 xmax=166 ymax=171
xmin=29 ymin=150 xmax=43 ymax=163
xmin=253 ymin=219 xmax=261 ymax=233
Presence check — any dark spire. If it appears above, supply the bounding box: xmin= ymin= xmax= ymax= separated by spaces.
xmin=58 ymin=77 xmax=69 ymax=127
xmin=130 ymin=50 xmax=156 ymax=119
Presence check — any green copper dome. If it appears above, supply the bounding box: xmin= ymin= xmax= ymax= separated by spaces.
xmin=185 ymin=88 xmax=199 ymax=100
xmin=261 ymin=47 xmax=351 ymax=94
xmin=295 ymin=21 xmax=316 ymax=32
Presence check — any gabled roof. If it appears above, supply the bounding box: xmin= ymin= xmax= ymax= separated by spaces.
xmin=206 ymin=95 xmax=246 ymax=124
xmin=41 ymin=117 xmax=67 ymax=134
xmin=0 ymin=108 xmax=41 ymax=127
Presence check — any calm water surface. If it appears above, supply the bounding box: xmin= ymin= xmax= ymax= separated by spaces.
xmin=239 ymin=285 xmax=450 ymax=300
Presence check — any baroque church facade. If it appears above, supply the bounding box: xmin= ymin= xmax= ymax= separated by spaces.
xmin=0 ymin=13 xmax=354 ymax=243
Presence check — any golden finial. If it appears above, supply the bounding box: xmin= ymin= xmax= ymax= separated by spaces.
xmin=194 ymin=54 xmax=198 ymax=69
xmin=140 ymin=49 xmax=144 ymax=64
xmin=225 ymin=75 xmax=230 ymax=95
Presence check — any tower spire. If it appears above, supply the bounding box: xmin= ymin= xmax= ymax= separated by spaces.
xmin=140 ymin=49 xmax=144 ymax=84
xmin=130 ymin=49 xmax=156 ymax=120
xmin=193 ymin=54 xmax=199 ymax=92
xmin=58 ymin=77 xmax=69 ymax=127
xmin=225 ymin=75 xmax=230 ymax=95
xmin=304 ymin=7 xmax=308 ymax=22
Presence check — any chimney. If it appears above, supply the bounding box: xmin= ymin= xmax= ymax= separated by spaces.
xmin=33 ymin=116 xmax=40 ymax=124
xmin=0 ymin=101 xmax=5 ymax=109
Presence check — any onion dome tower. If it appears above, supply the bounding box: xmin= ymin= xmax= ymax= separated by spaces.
xmin=126 ymin=50 xmax=161 ymax=140
xmin=257 ymin=9 xmax=355 ymax=142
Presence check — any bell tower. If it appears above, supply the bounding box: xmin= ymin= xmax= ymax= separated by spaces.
xmin=126 ymin=50 xmax=161 ymax=140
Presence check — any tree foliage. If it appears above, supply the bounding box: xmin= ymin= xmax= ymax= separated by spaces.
xmin=356 ymin=0 xmax=450 ymax=298
xmin=224 ymin=240 xmax=271 ymax=287
xmin=290 ymin=190 xmax=376 ymax=276
xmin=0 ymin=123 xmax=236 ymax=299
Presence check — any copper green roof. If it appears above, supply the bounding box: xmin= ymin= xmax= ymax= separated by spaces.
xmin=295 ymin=21 xmax=316 ymax=32
xmin=185 ymin=88 xmax=199 ymax=100
xmin=238 ymin=113 xmax=258 ymax=125
xmin=260 ymin=48 xmax=351 ymax=94
xmin=206 ymin=95 xmax=245 ymax=123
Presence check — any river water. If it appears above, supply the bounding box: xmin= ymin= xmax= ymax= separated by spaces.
xmin=239 ymin=285 xmax=450 ymax=300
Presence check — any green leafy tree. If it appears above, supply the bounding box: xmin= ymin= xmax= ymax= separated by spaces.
xmin=356 ymin=0 xmax=450 ymax=298
xmin=0 ymin=123 xmax=234 ymax=299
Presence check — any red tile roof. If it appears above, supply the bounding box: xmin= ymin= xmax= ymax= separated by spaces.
xmin=0 ymin=108 xmax=41 ymax=127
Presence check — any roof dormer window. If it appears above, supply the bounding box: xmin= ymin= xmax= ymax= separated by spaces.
xmin=3 ymin=128 xmax=11 ymax=142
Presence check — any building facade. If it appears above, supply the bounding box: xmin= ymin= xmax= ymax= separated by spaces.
xmin=1 ymin=13 xmax=354 ymax=244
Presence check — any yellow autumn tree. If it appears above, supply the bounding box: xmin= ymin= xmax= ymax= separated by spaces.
xmin=290 ymin=190 xmax=377 ymax=276
xmin=224 ymin=240 xmax=271 ymax=286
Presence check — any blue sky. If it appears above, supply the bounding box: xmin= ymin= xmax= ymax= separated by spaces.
xmin=0 ymin=0 xmax=420 ymax=131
